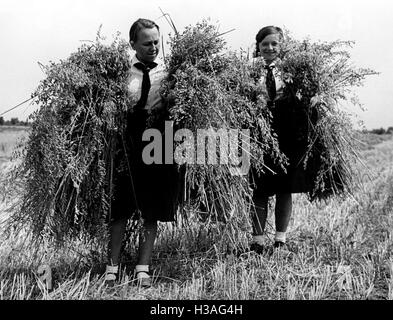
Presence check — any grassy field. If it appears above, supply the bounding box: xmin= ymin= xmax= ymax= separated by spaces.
xmin=0 ymin=128 xmax=392 ymax=300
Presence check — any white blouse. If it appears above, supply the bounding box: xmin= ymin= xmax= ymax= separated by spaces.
xmin=127 ymin=55 xmax=167 ymax=111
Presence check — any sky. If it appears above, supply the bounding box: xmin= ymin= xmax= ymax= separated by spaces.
xmin=0 ymin=0 xmax=392 ymax=129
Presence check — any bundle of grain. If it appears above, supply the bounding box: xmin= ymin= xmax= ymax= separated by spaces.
xmin=159 ymin=20 xmax=284 ymax=250
xmin=6 ymin=33 xmax=133 ymax=244
xmin=272 ymin=35 xmax=377 ymax=200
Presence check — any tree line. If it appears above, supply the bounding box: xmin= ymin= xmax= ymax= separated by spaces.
xmin=0 ymin=116 xmax=30 ymax=126
xmin=366 ymin=127 xmax=393 ymax=135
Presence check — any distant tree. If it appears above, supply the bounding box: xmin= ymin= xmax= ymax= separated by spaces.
xmin=387 ymin=127 xmax=393 ymax=134
xmin=371 ymin=127 xmax=386 ymax=135
xmin=0 ymin=116 xmax=4 ymax=125
xmin=18 ymin=120 xmax=29 ymax=126
xmin=10 ymin=117 xmax=19 ymax=125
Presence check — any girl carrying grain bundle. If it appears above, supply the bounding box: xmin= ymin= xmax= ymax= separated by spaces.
xmin=105 ymin=18 xmax=180 ymax=287
xmin=249 ymin=26 xmax=313 ymax=253
xmin=247 ymin=24 xmax=371 ymax=254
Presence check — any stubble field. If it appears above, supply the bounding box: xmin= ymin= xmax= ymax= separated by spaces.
xmin=0 ymin=127 xmax=392 ymax=300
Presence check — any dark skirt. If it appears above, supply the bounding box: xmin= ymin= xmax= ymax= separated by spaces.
xmin=110 ymin=109 xmax=180 ymax=222
xmin=252 ymin=96 xmax=314 ymax=197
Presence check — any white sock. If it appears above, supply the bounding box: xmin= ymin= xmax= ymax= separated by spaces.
xmin=106 ymin=265 xmax=119 ymax=273
xmin=252 ymin=235 xmax=264 ymax=245
xmin=135 ymin=264 xmax=150 ymax=279
xmin=275 ymin=231 xmax=286 ymax=243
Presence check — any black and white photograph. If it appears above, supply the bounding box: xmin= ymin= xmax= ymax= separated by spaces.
xmin=0 ymin=0 xmax=392 ymax=309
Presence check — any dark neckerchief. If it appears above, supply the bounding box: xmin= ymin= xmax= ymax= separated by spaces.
xmin=134 ymin=61 xmax=158 ymax=72
xmin=133 ymin=61 xmax=158 ymax=109
xmin=264 ymin=65 xmax=276 ymax=102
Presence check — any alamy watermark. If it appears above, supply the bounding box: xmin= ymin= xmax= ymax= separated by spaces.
xmin=141 ymin=121 xmax=251 ymax=176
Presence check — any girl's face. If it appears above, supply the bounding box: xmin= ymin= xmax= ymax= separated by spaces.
xmin=130 ymin=27 xmax=160 ymax=64
xmin=258 ymin=33 xmax=281 ymax=64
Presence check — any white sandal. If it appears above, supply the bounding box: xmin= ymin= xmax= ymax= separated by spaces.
xmin=105 ymin=265 xmax=119 ymax=285
xmin=134 ymin=265 xmax=152 ymax=288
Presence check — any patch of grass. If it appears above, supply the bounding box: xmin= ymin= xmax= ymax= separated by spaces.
xmin=355 ymin=132 xmax=393 ymax=150
xmin=0 ymin=126 xmax=29 ymax=164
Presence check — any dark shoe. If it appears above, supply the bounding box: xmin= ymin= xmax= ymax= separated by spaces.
xmin=274 ymin=241 xmax=286 ymax=249
xmin=274 ymin=241 xmax=299 ymax=254
xmin=250 ymin=242 xmax=266 ymax=254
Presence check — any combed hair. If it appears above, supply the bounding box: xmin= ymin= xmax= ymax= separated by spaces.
xmin=255 ymin=26 xmax=283 ymax=56
xmin=129 ymin=18 xmax=159 ymax=43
